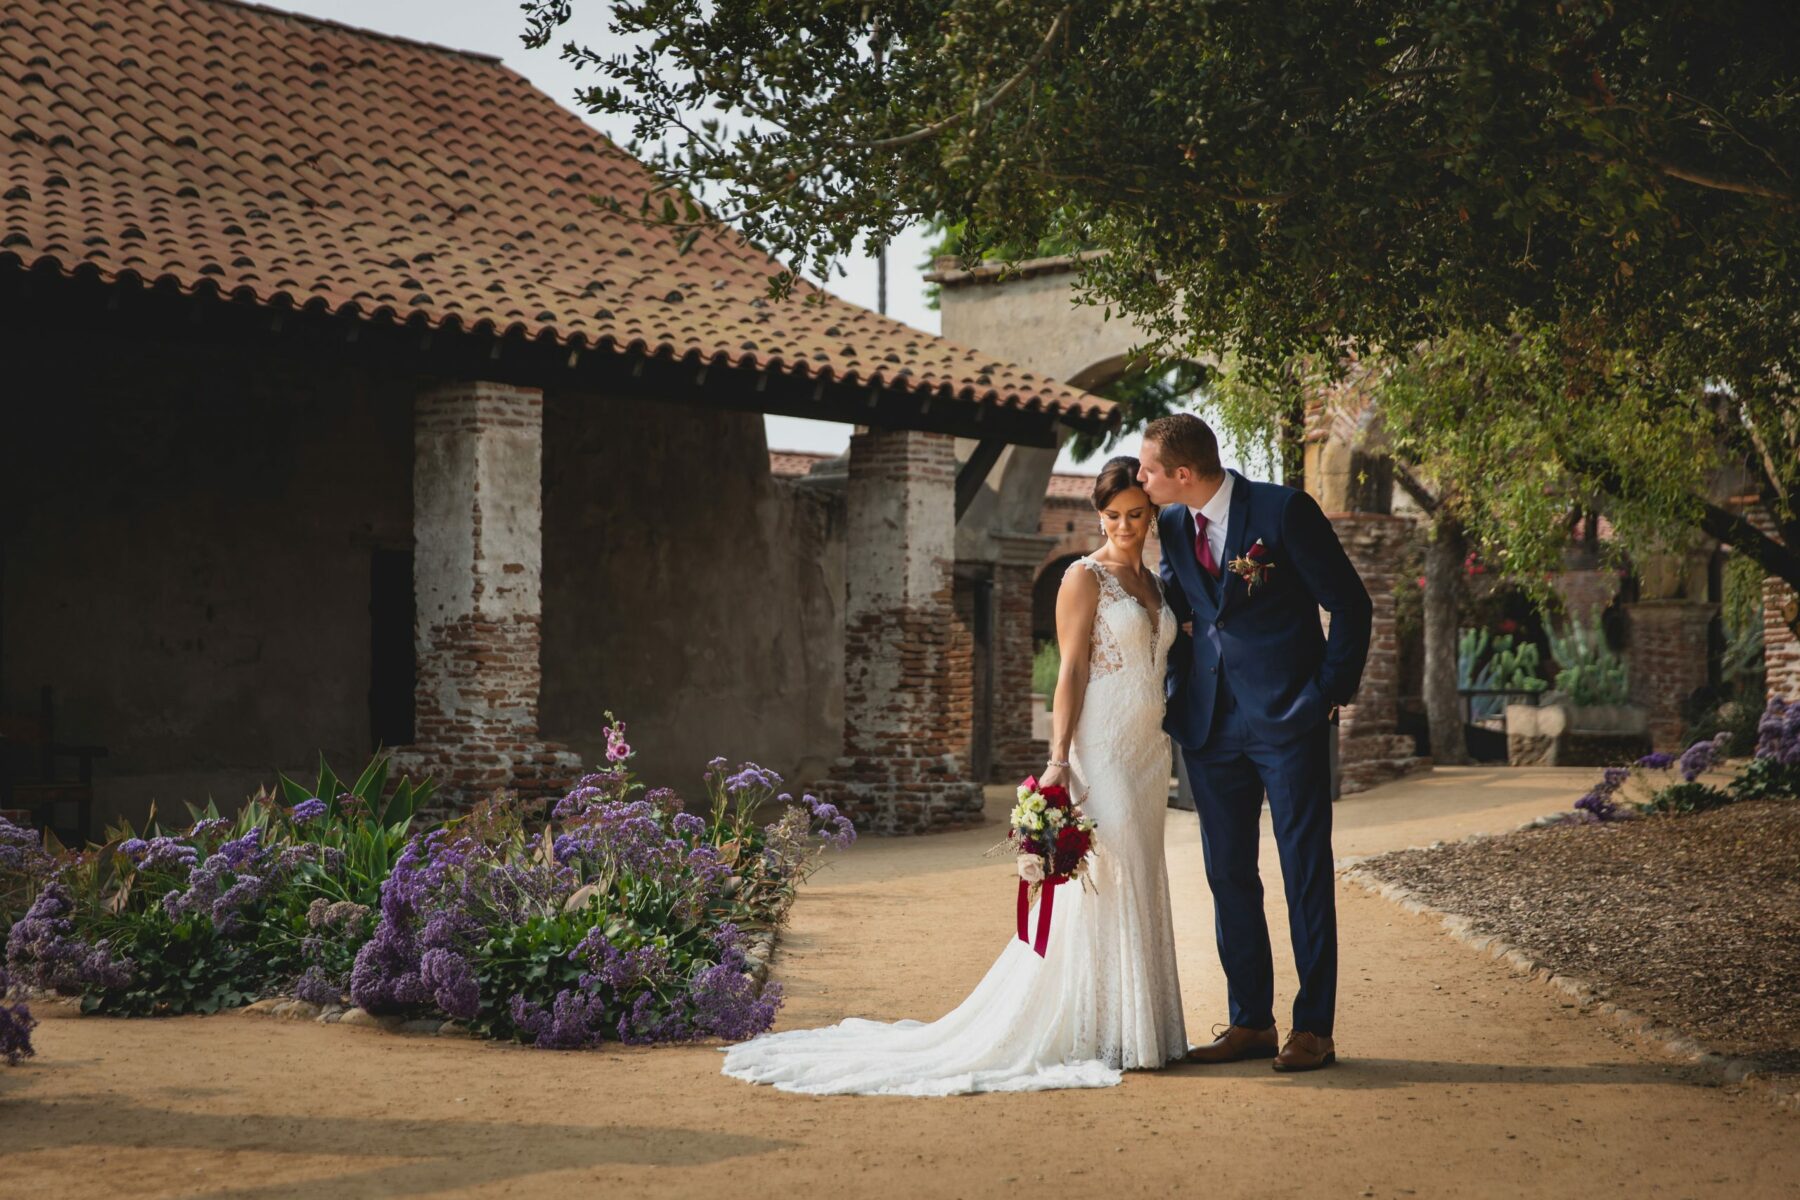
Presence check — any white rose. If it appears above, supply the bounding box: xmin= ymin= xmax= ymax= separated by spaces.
xmin=1017 ymin=855 xmax=1046 ymax=883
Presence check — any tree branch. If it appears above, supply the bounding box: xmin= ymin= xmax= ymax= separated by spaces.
xmin=1651 ymin=158 xmax=1794 ymax=202
xmin=1390 ymin=458 xmax=1442 ymax=516
xmin=846 ymin=7 xmax=1072 ymax=151
xmin=1697 ymin=500 xmax=1800 ymax=587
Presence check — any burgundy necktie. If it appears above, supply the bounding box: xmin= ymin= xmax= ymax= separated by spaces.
xmin=1195 ymin=514 xmax=1219 ymax=579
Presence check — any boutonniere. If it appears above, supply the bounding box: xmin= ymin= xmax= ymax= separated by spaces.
xmin=1227 ymin=539 xmax=1275 ymax=594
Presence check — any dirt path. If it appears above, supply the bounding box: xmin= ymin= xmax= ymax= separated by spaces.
xmin=4 ymin=766 xmax=1794 ymax=1199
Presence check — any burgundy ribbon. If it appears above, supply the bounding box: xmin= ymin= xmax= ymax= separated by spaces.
xmin=1015 ymin=876 xmax=1063 ymax=957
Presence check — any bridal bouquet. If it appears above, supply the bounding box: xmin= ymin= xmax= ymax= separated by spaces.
xmin=1007 ymin=775 xmax=1095 ymax=957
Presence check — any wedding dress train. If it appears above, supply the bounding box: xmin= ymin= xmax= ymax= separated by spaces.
xmin=721 ymin=557 xmax=1187 ymax=1095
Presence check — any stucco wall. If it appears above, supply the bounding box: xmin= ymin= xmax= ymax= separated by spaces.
xmin=1 ymin=338 xmax=413 ymax=827
xmin=539 ymin=391 xmax=845 ymax=793
xmin=3 ymin=335 xmax=848 ymax=831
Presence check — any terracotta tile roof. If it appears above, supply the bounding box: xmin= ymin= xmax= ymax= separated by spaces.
xmin=0 ymin=0 xmax=1113 ymax=426
xmin=769 ymin=449 xmax=838 ymax=478
xmin=1046 ymin=472 xmax=1100 ymax=500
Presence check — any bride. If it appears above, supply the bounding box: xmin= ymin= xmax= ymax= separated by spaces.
xmin=720 ymin=456 xmax=1188 ymax=1095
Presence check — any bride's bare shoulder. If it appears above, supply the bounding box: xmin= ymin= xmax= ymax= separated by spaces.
xmin=1060 ymin=557 xmax=1102 ymax=590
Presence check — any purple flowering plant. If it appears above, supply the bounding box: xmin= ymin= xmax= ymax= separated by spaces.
xmin=0 ymin=718 xmax=851 ymax=1049
xmin=1728 ymin=696 xmax=1800 ymax=803
xmin=1568 ymin=718 xmax=1788 ymax=822
xmin=351 ymin=724 xmax=849 ymax=1050
xmin=0 ymin=752 xmax=434 ymax=1016
xmin=0 ymin=814 xmax=56 ymax=933
xmin=1 ymin=963 xmax=36 ymax=1066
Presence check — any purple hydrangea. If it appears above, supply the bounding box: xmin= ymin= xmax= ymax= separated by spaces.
xmin=290 ymin=798 xmax=328 ymax=826
xmin=1635 ymin=751 xmax=1677 ymax=771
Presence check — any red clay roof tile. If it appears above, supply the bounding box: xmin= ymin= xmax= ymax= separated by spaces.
xmin=1 ymin=0 xmax=1113 ymax=425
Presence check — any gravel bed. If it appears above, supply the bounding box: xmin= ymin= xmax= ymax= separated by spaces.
xmin=1359 ymin=797 xmax=1800 ymax=1080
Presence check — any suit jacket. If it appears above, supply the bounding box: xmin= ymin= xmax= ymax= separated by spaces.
xmin=1159 ymin=470 xmax=1373 ymax=749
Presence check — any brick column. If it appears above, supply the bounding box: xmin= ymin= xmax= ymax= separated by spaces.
xmin=1624 ymin=599 xmax=1718 ymax=749
xmin=1766 ymin=575 xmax=1800 ymax=703
xmin=833 ymin=429 xmax=984 ymax=834
xmin=397 ymin=381 xmax=579 ymax=808
xmin=989 ymin=532 xmax=1056 ymax=782
xmin=1328 ymin=512 xmax=1424 ymax=794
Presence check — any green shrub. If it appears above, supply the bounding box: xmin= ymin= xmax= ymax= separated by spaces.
xmin=1032 ymin=641 xmax=1060 ymax=709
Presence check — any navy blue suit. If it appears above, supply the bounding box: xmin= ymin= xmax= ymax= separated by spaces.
xmin=1159 ymin=471 xmax=1371 ymax=1037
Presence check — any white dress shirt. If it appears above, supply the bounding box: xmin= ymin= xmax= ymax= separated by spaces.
xmin=1187 ymin=471 xmax=1234 ymax=569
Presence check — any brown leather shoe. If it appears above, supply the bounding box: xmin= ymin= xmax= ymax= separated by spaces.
xmin=1184 ymin=1023 xmax=1279 ymax=1064
xmin=1271 ymin=1030 xmax=1336 ymax=1072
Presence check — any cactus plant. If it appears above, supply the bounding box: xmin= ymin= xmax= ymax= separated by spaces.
xmin=1458 ymin=629 xmax=1548 ymax=720
xmin=1546 ymin=616 xmax=1630 ymax=707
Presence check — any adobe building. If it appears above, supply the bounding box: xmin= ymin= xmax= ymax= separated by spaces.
xmin=0 ymin=0 xmax=1116 ymax=835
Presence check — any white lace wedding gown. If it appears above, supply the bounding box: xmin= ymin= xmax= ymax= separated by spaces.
xmin=721 ymin=556 xmax=1187 ymax=1095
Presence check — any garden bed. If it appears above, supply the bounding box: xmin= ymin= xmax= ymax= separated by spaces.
xmin=1357 ymin=796 xmax=1800 ymax=1082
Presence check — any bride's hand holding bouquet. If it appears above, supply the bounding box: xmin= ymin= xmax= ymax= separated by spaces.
xmin=1007 ymin=775 xmax=1096 ymax=956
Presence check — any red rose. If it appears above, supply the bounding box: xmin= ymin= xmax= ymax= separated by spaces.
xmin=1019 ymin=838 xmax=1041 ymax=856
xmin=1055 ymin=826 xmax=1090 ymax=855
xmin=1040 ymin=784 xmax=1071 ymax=808
xmin=1248 ymin=541 xmax=1269 ymax=561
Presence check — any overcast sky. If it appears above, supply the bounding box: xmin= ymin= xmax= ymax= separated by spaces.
xmin=249 ymin=2 xmax=1216 ymax=474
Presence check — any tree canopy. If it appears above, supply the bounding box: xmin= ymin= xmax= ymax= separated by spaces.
xmin=521 ymin=1 xmax=1799 ymax=588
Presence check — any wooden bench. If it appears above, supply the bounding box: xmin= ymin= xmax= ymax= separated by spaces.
xmin=0 ymin=686 xmax=106 ymax=846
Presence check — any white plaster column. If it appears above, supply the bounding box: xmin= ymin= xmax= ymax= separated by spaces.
xmin=401 ymin=380 xmax=578 ymax=806
xmin=833 ymin=428 xmax=984 ymax=834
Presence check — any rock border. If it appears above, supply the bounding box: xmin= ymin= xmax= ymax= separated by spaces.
xmin=1339 ymin=851 xmax=1799 ymax=1113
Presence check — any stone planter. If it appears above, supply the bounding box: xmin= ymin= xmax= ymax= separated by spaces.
xmin=1507 ymin=702 xmax=1651 ymax=766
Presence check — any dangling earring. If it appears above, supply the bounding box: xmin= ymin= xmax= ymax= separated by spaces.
xmin=1098 ymin=522 xmax=1107 ymax=540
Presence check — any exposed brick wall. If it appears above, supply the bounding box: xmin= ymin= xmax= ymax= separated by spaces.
xmin=1624 ymin=600 xmax=1718 ymax=750
xmin=397 ymin=381 xmax=579 ymax=808
xmin=833 ymin=429 xmax=984 ymax=834
xmin=1328 ymin=512 xmax=1425 ymax=793
xmin=990 ymin=535 xmax=1054 ymax=782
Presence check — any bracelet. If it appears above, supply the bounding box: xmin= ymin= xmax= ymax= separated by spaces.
xmin=1046 ymin=759 xmax=1070 ymax=768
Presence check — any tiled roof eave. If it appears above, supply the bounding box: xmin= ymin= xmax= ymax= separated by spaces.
xmin=1 ymin=250 xmax=1120 ymax=431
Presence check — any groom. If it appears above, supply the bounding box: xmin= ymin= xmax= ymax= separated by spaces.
xmin=1137 ymin=414 xmax=1371 ymax=1072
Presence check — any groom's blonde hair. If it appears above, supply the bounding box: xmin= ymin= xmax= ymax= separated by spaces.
xmin=1143 ymin=414 xmax=1223 ymax=480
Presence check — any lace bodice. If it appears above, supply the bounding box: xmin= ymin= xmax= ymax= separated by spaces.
xmin=1072 ymin=557 xmax=1172 ymax=681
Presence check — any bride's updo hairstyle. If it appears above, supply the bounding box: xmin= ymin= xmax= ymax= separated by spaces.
xmin=1092 ymin=456 xmax=1145 ymax=509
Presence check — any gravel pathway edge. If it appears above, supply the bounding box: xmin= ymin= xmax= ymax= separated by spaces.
xmin=1339 ymin=854 xmax=1800 ymax=1114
